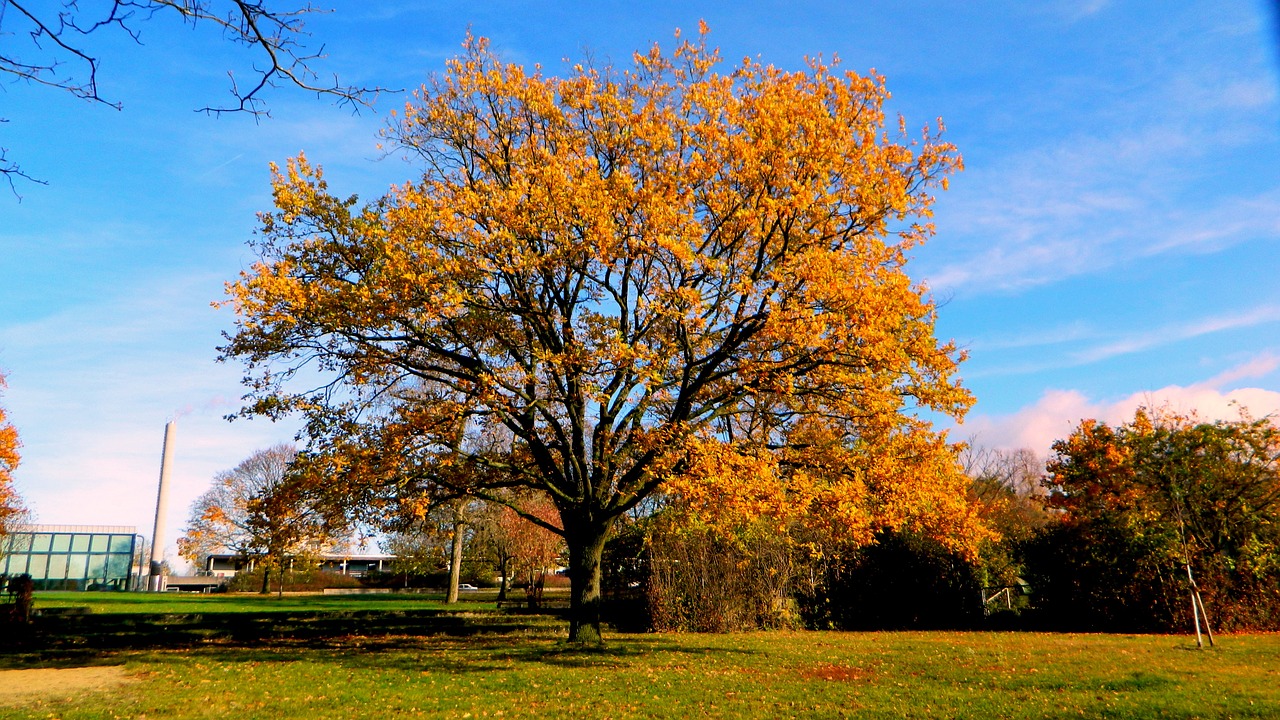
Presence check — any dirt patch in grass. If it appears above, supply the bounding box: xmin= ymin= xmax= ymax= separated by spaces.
xmin=0 ymin=666 xmax=137 ymax=704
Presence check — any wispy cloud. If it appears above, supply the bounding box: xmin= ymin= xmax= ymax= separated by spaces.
xmin=965 ymin=305 xmax=1280 ymax=378
xmin=971 ymin=321 xmax=1095 ymax=351
xmin=921 ymin=13 xmax=1280 ymax=297
xmin=1072 ymin=306 xmax=1280 ymax=364
xmin=928 ymin=173 xmax=1280 ymax=297
xmin=1193 ymin=352 xmax=1280 ymax=390
xmin=198 ymin=153 xmax=245 ymax=179
xmin=1064 ymin=0 xmax=1111 ymax=22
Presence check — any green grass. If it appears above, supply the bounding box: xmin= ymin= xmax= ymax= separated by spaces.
xmin=31 ymin=590 xmax=493 ymax=615
xmin=4 ymin=593 xmax=1279 ymax=719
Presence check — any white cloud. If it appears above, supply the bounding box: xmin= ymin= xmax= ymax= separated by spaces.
xmin=963 ymin=354 xmax=1280 ymax=455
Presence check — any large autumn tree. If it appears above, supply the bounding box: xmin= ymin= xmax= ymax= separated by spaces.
xmin=222 ymin=28 xmax=979 ymax=642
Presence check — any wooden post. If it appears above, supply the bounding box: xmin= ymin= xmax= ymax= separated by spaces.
xmin=1188 ymin=580 xmax=1203 ymax=648
xmin=1185 ymin=563 xmax=1214 ymax=648
xmin=1193 ymin=586 xmax=1215 ymax=647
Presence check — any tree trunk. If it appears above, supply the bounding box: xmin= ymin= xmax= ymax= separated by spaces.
xmin=565 ymin=517 xmax=611 ymax=644
xmin=446 ymin=516 xmax=464 ymax=604
xmin=259 ymin=566 xmax=271 ymax=595
xmin=496 ymin=555 xmax=510 ymax=603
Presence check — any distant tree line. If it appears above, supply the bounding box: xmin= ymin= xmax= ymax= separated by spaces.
xmin=179 ymin=403 xmax=1280 ymax=635
xmin=596 ymin=406 xmax=1280 ymax=634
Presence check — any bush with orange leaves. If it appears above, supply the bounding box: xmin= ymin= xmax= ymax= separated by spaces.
xmin=1025 ymin=407 xmax=1280 ymax=632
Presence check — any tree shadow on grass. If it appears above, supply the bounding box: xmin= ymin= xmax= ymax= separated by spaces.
xmin=0 ymin=608 xmax=758 ymax=673
xmin=316 ymin=631 xmax=754 ymax=673
xmin=0 ymin=609 xmax=539 ymax=667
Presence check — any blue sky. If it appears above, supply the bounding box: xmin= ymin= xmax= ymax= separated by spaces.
xmin=2 ymin=1 xmax=1278 ymax=566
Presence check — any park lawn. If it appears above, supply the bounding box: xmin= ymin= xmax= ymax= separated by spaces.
xmin=3 ymin=597 xmax=1278 ymax=720
xmin=30 ymin=590 xmax=496 ymax=615
xmin=2 ymin=594 xmax=1280 ymax=717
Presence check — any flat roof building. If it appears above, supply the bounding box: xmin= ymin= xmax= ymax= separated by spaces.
xmin=1 ymin=525 xmax=143 ymax=591
xmin=202 ymin=552 xmax=394 ymax=578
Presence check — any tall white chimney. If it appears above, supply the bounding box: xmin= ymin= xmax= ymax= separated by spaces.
xmin=149 ymin=421 xmax=176 ymax=591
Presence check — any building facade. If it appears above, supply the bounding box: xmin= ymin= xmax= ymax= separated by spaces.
xmin=1 ymin=525 xmax=143 ymax=591
xmin=202 ymin=552 xmax=393 ymax=578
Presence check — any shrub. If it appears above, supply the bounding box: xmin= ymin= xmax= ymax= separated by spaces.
xmin=1026 ymin=409 xmax=1280 ymax=632
xmin=799 ymin=531 xmax=983 ymax=630
xmin=642 ymin=517 xmax=799 ymax=633
xmin=227 ymin=568 xmax=363 ymax=593
xmin=3 ymin=574 xmax=33 ymax=624
xmin=1020 ymin=518 xmax=1182 ymax=632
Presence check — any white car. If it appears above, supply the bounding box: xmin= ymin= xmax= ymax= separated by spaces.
xmin=457 ymin=583 xmax=478 ymax=590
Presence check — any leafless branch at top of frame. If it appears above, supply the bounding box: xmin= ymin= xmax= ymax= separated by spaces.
xmin=0 ymin=0 xmax=390 ymax=192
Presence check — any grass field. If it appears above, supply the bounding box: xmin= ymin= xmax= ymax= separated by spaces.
xmin=3 ymin=592 xmax=1278 ymax=719
xmin=30 ymin=590 xmax=496 ymax=615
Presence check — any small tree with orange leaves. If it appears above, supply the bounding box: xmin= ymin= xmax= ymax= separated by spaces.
xmin=1027 ymin=407 xmax=1280 ymax=632
xmin=474 ymin=493 xmax=563 ymax=605
xmin=0 ymin=374 xmax=28 ymax=548
xmin=179 ymin=445 xmax=338 ymax=594
xmin=222 ymin=27 xmax=981 ymax=642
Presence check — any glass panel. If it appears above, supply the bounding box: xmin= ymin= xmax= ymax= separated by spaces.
xmin=44 ymin=554 xmax=68 ymax=580
xmin=26 ymin=555 xmax=47 ymax=579
xmin=3 ymin=554 xmax=24 ymax=575
xmin=106 ymin=554 xmax=131 ymax=579
xmin=2 ymin=533 xmax=33 ymax=555
xmin=87 ymin=554 xmax=107 ymax=579
xmin=70 ymin=535 xmax=90 ymax=553
xmin=50 ymin=534 xmax=70 ymax=552
xmin=109 ymin=535 xmax=134 ymax=554
xmin=90 ymin=535 xmax=110 ymax=553
xmin=30 ymin=534 xmax=51 ymax=552
xmin=67 ymin=554 xmax=88 ymax=580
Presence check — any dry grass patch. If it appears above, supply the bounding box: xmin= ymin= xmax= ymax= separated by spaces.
xmin=0 ymin=666 xmax=137 ymax=705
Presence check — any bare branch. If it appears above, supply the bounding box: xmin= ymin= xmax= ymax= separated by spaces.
xmin=0 ymin=0 xmax=390 ymax=194
xmin=0 ymin=138 xmax=49 ymax=201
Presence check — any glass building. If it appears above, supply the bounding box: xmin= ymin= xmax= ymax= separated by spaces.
xmin=1 ymin=525 xmax=143 ymax=591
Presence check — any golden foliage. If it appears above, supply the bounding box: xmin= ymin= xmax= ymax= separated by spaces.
xmin=667 ymin=419 xmax=988 ymax=559
xmin=223 ymin=27 xmax=980 ymax=571
xmin=0 ymin=373 xmax=26 ymax=536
